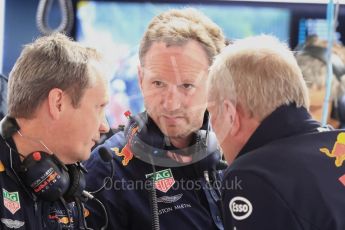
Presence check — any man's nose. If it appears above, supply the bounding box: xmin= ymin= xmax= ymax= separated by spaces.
xmin=162 ymin=86 xmax=182 ymax=111
xmin=99 ymin=115 xmax=110 ymax=134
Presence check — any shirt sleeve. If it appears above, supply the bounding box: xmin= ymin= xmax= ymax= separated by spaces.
xmin=221 ymin=170 xmax=302 ymax=230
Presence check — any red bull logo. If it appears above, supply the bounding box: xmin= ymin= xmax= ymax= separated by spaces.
xmin=111 ymin=126 xmax=139 ymax=166
xmin=112 ymin=144 xmax=133 ymax=166
xmin=320 ymin=132 xmax=345 ymax=167
xmin=48 ymin=214 xmax=73 ymax=224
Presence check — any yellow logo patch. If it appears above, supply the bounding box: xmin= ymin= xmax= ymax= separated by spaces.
xmin=320 ymin=132 xmax=345 ymax=167
xmin=0 ymin=161 xmax=5 ymax=172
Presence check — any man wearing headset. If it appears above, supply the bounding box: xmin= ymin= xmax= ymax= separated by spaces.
xmin=208 ymin=35 xmax=345 ymax=230
xmin=295 ymin=35 xmax=345 ymax=128
xmin=0 ymin=33 xmax=110 ymax=229
xmin=85 ymin=8 xmax=226 ymax=230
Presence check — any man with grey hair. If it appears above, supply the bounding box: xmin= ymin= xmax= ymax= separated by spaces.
xmin=85 ymin=8 xmax=226 ymax=230
xmin=0 ymin=33 xmax=110 ymax=229
xmin=208 ymin=35 xmax=345 ymax=229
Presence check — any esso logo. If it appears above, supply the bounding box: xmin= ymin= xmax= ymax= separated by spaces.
xmin=229 ymin=196 xmax=253 ymax=220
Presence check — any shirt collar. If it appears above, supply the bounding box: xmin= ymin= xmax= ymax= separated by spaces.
xmin=237 ymin=103 xmax=321 ymax=158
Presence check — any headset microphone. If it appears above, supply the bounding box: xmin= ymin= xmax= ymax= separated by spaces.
xmin=99 ymin=146 xmax=113 ymax=163
xmin=83 ymin=147 xmax=114 ymax=230
xmin=89 ymin=147 xmax=115 ymax=195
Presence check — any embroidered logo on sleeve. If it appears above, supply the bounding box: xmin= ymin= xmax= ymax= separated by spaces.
xmin=145 ymin=169 xmax=175 ymax=193
xmin=2 ymin=189 xmax=21 ymax=215
xmin=1 ymin=218 xmax=24 ymax=229
xmin=320 ymin=132 xmax=345 ymax=167
xmin=229 ymin=196 xmax=253 ymax=221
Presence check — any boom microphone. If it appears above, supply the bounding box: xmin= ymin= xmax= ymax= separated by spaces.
xmin=89 ymin=147 xmax=115 ymax=195
xmin=99 ymin=146 xmax=113 ymax=163
xmin=83 ymin=147 xmax=114 ymax=230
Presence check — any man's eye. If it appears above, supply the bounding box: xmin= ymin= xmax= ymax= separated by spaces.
xmin=181 ymin=83 xmax=194 ymax=89
xmin=153 ymin=81 xmax=165 ymax=87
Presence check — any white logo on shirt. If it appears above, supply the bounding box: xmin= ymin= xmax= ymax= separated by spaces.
xmin=229 ymin=196 xmax=253 ymax=220
xmin=1 ymin=218 xmax=24 ymax=229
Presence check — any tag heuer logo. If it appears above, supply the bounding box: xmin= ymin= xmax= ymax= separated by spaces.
xmin=146 ymin=169 xmax=175 ymax=193
xmin=3 ymin=189 xmax=21 ymax=215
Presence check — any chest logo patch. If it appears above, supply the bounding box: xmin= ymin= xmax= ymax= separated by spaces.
xmin=112 ymin=144 xmax=133 ymax=166
xmin=320 ymin=132 xmax=345 ymax=167
xmin=1 ymin=218 xmax=24 ymax=229
xmin=111 ymin=126 xmax=138 ymax=166
xmin=146 ymin=169 xmax=175 ymax=193
xmin=229 ymin=196 xmax=253 ymax=221
xmin=157 ymin=193 xmax=183 ymax=203
xmin=2 ymin=189 xmax=21 ymax=215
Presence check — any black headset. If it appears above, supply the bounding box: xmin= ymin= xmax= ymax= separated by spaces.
xmin=122 ymin=111 xmax=224 ymax=230
xmin=0 ymin=115 xmax=86 ymax=202
xmin=296 ymin=41 xmax=345 ymax=127
xmin=123 ymin=111 xmax=221 ymax=170
xmin=297 ymin=44 xmax=345 ymax=81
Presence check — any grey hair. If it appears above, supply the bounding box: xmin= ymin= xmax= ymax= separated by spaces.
xmin=8 ymin=33 xmax=104 ymax=118
xmin=209 ymin=34 xmax=309 ymax=120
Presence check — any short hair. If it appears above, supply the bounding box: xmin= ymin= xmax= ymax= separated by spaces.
xmin=209 ymin=34 xmax=309 ymax=121
xmin=139 ymin=8 xmax=226 ymax=66
xmin=8 ymin=33 xmax=104 ymax=118
xmin=295 ymin=37 xmax=345 ymax=100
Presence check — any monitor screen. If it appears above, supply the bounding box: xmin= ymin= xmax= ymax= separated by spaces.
xmin=297 ymin=18 xmax=341 ymax=44
xmin=75 ymin=1 xmax=291 ymax=128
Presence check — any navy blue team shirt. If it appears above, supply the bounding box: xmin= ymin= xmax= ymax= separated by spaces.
xmin=84 ymin=114 xmax=224 ymax=230
xmin=222 ymin=104 xmax=345 ymax=230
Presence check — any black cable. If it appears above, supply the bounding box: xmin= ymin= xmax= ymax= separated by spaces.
xmin=75 ymin=196 xmax=94 ymax=230
xmin=93 ymin=197 xmax=108 ymax=230
xmin=148 ymin=155 xmax=160 ymax=230
xmin=89 ymin=147 xmax=115 ymax=195
xmin=59 ymin=197 xmax=73 ymax=229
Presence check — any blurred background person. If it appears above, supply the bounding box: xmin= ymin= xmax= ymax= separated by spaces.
xmin=295 ymin=35 xmax=345 ymax=128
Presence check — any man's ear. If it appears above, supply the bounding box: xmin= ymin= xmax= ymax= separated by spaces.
xmin=223 ymin=100 xmax=240 ymax=136
xmin=47 ymin=88 xmax=64 ymax=120
xmin=138 ymin=64 xmax=144 ymax=92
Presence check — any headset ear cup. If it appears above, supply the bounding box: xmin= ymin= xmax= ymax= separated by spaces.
xmin=64 ymin=164 xmax=86 ymax=202
xmin=0 ymin=116 xmax=20 ymax=139
xmin=20 ymin=152 xmax=70 ymax=201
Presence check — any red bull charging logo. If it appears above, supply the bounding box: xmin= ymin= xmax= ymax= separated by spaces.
xmin=320 ymin=132 xmax=345 ymax=167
